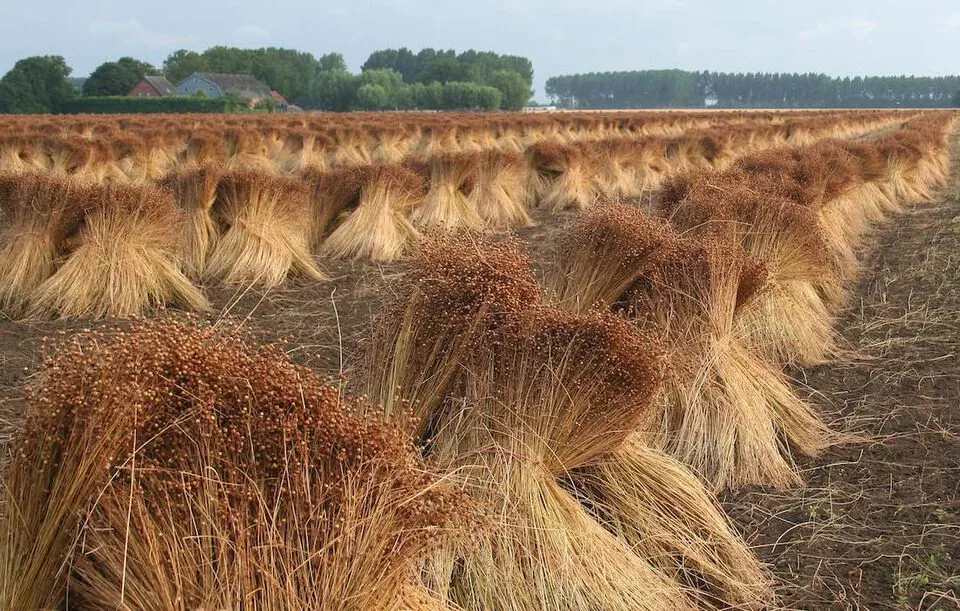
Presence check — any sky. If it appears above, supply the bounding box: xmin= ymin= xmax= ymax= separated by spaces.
xmin=1 ymin=0 xmax=958 ymax=100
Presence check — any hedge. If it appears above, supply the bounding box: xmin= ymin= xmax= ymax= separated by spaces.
xmin=57 ymin=96 xmax=236 ymax=114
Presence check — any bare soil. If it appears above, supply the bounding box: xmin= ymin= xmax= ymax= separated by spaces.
xmin=723 ymin=177 xmax=960 ymax=608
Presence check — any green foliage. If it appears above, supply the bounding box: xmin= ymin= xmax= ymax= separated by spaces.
xmin=439 ymin=81 xmax=471 ymax=109
xmin=162 ymin=46 xmax=339 ymax=105
xmin=58 ymin=95 xmax=234 ymax=114
xmin=420 ymin=57 xmax=463 ymax=84
xmin=354 ymin=80 xmax=501 ymax=111
xmin=355 ymin=68 xmax=405 ymax=110
xmin=82 ymin=63 xmax=132 ymax=97
xmin=355 ymin=84 xmax=390 ymax=110
xmin=360 ymin=47 xmax=533 ymax=89
xmin=303 ymin=70 xmax=358 ymax=111
xmin=355 ymin=47 xmax=531 ymax=111
xmin=362 ymin=47 xmax=419 ymax=82
xmin=359 ymin=68 xmax=404 ymax=92
xmin=221 ymin=92 xmax=251 ymax=108
xmin=162 ymin=50 xmax=208 ymax=84
xmin=390 ymin=85 xmax=415 ymax=110
xmin=118 ymin=58 xmax=157 ymax=76
xmin=0 ymin=55 xmax=76 ymax=113
xmin=546 ymin=70 xmax=960 ymax=109
xmin=253 ymin=96 xmax=281 ymax=112
xmin=952 ymin=90 xmax=960 ymax=108
xmin=458 ymin=50 xmax=534 ymax=87
xmin=66 ymin=77 xmax=87 ymax=92
xmin=83 ymin=57 xmax=158 ymax=96
xmin=487 ymin=69 xmax=530 ymax=110
xmin=409 ymin=82 xmax=444 ymax=110
xmin=441 ymin=81 xmax=501 ymax=110
xmin=318 ymin=52 xmax=347 ymax=73
xmin=0 ymin=46 xmax=531 ymax=114
xmin=475 ymin=84 xmax=503 ymax=111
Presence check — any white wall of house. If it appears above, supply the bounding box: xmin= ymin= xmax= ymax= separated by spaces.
xmin=175 ymin=75 xmax=222 ymax=98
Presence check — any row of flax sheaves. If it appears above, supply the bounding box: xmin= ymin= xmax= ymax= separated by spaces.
xmin=0 ymin=111 xmax=911 ymax=319
xmin=0 ymin=108 xmax=903 ymax=161
xmin=0 ymin=112 xmax=954 ymax=610
xmin=0 ymin=111 xmax=910 ymax=181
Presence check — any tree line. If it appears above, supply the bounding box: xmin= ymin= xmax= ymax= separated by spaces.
xmin=0 ymin=47 xmax=534 ymax=114
xmin=545 ymin=70 xmax=960 ymax=109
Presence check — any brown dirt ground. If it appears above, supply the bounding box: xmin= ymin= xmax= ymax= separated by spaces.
xmin=723 ymin=158 xmax=960 ymax=607
xmin=0 ymin=146 xmax=957 ymax=609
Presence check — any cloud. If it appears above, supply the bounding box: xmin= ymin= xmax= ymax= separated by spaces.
xmin=849 ymin=18 xmax=877 ymax=38
xmin=943 ymin=12 xmax=960 ymax=31
xmin=88 ymin=18 xmax=191 ymax=49
xmin=797 ymin=18 xmax=877 ymax=41
xmin=796 ymin=22 xmax=832 ymax=41
xmin=235 ymin=24 xmax=270 ymax=40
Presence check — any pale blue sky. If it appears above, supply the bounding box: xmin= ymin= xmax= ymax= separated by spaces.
xmin=2 ymin=0 xmax=957 ymax=99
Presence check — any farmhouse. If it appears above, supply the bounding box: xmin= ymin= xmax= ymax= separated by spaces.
xmin=175 ymin=72 xmax=272 ymax=104
xmin=128 ymin=75 xmax=175 ymax=97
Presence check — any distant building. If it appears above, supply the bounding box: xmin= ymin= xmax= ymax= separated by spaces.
xmin=128 ymin=75 xmax=175 ymax=98
xmin=175 ymin=73 xmax=272 ymax=104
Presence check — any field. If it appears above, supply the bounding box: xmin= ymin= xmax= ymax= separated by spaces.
xmin=0 ymin=108 xmax=955 ymax=609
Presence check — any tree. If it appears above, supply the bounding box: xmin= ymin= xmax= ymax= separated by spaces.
xmin=362 ymin=49 xmax=400 ymax=74
xmin=356 ymin=47 xmax=533 ymax=110
xmin=410 ymin=82 xmax=444 ymax=110
xmin=355 ymin=84 xmax=390 ymax=110
xmin=318 ymin=52 xmax=347 ymax=73
xmin=487 ymin=69 xmax=530 ymax=111
xmin=0 ymin=55 xmax=76 ymax=113
xmin=83 ymin=57 xmax=158 ymax=96
xmin=475 ymin=84 xmax=503 ymax=111
xmin=391 ymin=84 xmax=415 ymax=109
xmin=420 ymin=57 xmax=463 ymax=84
xmin=359 ymin=68 xmax=404 ymax=92
xmin=163 ymin=50 xmax=208 ymax=84
xmin=362 ymin=47 xmax=419 ymax=82
xmin=952 ymin=90 xmax=960 ymax=108
xmin=66 ymin=77 xmax=87 ymax=92
xmin=441 ymin=81 xmax=501 ymax=110
xmin=546 ymin=69 xmax=960 ymax=109
xmin=163 ymin=47 xmax=341 ymax=105
xmin=303 ymin=70 xmax=358 ymax=111
xmin=118 ymin=57 xmax=157 ymax=77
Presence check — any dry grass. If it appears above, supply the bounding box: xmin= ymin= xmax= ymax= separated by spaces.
xmin=354 ymin=234 xmax=541 ymax=436
xmin=26 ymin=183 xmax=209 ymax=318
xmin=569 ymin=436 xmax=773 ymax=608
xmin=206 ymin=169 xmax=326 ymax=287
xmin=156 ymin=163 xmax=223 ymax=278
xmin=468 ymin=149 xmax=534 ymax=229
xmin=319 ymin=165 xmax=425 ymax=262
xmin=547 ymin=209 xmax=837 ymax=489
xmin=0 ymin=321 xmax=471 ymax=609
xmin=658 ymin=171 xmax=838 ymax=366
xmin=0 ymin=111 xmax=954 ymax=610
xmin=407 ymin=153 xmax=484 ymax=230
xmin=0 ymin=172 xmax=89 ymax=314
xmin=527 ymin=141 xmax=597 ymax=212
xmin=422 ymin=301 xmax=695 ymax=609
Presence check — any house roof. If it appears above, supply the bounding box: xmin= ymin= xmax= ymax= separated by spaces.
xmin=142 ymin=75 xmax=175 ymax=95
xmin=193 ymin=73 xmax=272 ymax=98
